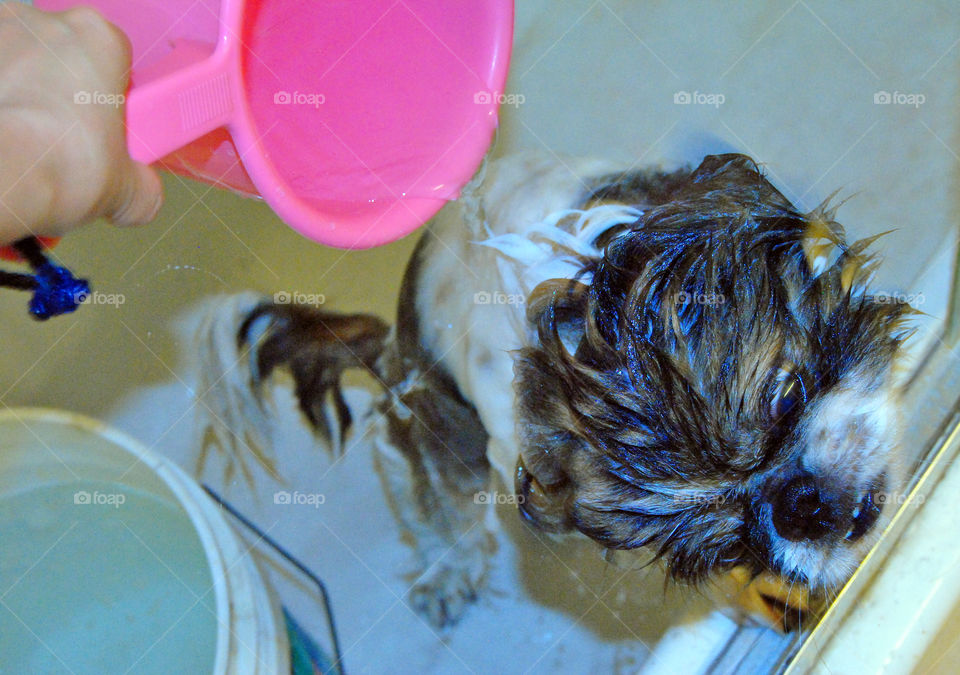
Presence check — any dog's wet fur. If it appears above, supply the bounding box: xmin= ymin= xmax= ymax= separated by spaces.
xmin=206 ymin=154 xmax=912 ymax=628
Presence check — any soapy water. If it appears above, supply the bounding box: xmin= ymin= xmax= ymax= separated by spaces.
xmin=0 ymin=481 xmax=217 ymax=674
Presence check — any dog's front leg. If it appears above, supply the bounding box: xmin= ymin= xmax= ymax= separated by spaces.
xmin=374 ymin=343 xmax=497 ymax=628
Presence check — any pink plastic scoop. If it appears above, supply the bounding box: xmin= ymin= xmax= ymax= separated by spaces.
xmin=35 ymin=0 xmax=514 ymax=248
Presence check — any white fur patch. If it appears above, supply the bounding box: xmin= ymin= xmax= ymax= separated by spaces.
xmin=194 ymin=292 xmax=281 ymax=481
xmin=411 ymin=154 xmax=637 ymax=485
xmin=801 ymin=386 xmax=896 ymax=485
xmin=767 ymin=382 xmax=901 ymax=588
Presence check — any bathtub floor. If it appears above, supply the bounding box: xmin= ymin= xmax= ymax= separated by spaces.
xmin=2 ymin=1 xmax=959 ymax=673
xmin=109 ymin=371 xmax=695 ymax=673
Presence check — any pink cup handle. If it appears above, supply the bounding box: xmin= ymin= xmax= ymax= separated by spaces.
xmin=125 ymin=52 xmax=235 ymax=164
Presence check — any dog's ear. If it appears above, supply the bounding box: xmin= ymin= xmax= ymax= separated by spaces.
xmin=513 ymin=303 xmax=582 ymax=535
xmin=514 ymin=279 xmax=606 ymax=534
xmin=683 ymin=154 xmax=806 ymax=233
xmin=687 ymin=154 xmax=794 ymax=206
xmin=689 ymin=153 xmax=762 ymax=186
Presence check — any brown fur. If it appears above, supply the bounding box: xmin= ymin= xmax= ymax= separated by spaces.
xmin=205 ymin=154 xmax=912 ymax=628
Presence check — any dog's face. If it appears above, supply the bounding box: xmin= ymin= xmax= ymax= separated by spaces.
xmin=513 ymin=154 xmax=911 ymax=592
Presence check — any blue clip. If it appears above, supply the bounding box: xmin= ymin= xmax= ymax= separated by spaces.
xmin=28 ymin=262 xmax=91 ymax=320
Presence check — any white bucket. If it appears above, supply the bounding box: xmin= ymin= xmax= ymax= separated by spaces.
xmin=0 ymin=408 xmax=290 ymax=674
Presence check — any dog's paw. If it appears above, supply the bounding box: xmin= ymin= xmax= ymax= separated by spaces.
xmin=713 ymin=567 xmax=819 ymax=632
xmin=406 ymin=531 xmax=495 ymax=629
xmin=408 ymin=563 xmax=484 ymax=628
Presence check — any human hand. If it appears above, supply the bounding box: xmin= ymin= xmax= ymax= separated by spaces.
xmin=0 ymin=2 xmax=163 ymax=246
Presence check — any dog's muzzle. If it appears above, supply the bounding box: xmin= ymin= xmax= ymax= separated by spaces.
xmin=770 ymin=472 xmax=885 ymax=543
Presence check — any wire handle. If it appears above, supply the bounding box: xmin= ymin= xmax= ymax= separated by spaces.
xmin=202 ymin=485 xmax=346 ymax=675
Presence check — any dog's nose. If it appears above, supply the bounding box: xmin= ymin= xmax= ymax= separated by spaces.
xmin=772 ymin=473 xmax=837 ymax=541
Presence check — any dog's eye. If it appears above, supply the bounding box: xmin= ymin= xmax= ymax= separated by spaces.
xmin=771 ymin=368 xmax=807 ymax=422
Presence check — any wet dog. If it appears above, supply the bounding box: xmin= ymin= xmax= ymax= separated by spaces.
xmin=198 ymin=152 xmax=912 ymax=629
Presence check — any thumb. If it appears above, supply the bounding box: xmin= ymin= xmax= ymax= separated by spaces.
xmin=104 ymin=160 xmax=164 ymax=227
